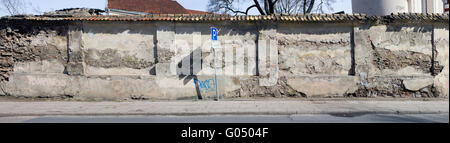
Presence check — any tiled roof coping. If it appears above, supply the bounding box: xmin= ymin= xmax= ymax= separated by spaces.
xmin=1 ymin=13 xmax=448 ymax=24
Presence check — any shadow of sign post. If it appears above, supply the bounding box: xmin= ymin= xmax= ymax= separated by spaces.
xmin=175 ymin=27 xmax=222 ymax=100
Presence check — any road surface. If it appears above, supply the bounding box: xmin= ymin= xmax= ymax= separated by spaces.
xmin=1 ymin=100 xmax=448 ymax=123
xmin=0 ymin=114 xmax=448 ymax=123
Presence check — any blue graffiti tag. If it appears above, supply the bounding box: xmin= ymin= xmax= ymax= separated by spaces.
xmin=194 ymin=78 xmax=216 ymax=93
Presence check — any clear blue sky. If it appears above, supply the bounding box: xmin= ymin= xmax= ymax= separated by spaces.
xmin=0 ymin=0 xmax=352 ymax=16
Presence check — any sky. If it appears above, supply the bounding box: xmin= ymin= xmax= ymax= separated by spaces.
xmin=0 ymin=0 xmax=352 ymax=17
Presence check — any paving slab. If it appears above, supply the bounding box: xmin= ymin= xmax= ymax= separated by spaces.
xmin=0 ymin=100 xmax=448 ymax=116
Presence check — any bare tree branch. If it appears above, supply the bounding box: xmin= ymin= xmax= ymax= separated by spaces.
xmin=245 ymin=5 xmax=257 ymax=15
xmin=1 ymin=0 xmax=25 ymax=15
xmin=306 ymin=0 xmax=315 ymax=14
xmin=207 ymin=0 xmax=335 ymax=15
xmin=253 ymin=0 xmax=265 ymax=15
xmin=303 ymin=0 xmax=307 ymax=14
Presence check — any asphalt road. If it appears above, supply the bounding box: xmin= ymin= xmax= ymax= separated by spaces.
xmin=1 ymin=114 xmax=448 ymax=123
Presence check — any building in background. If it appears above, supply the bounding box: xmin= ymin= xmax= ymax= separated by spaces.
xmin=445 ymin=0 xmax=449 ymax=13
xmin=353 ymin=0 xmax=446 ymax=16
xmin=106 ymin=0 xmax=209 ymax=15
xmin=44 ymin=8 xmax=105 ymax=16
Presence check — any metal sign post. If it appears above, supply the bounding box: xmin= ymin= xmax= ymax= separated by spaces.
xmin=211 ymin=27 xmax=219 ymax=101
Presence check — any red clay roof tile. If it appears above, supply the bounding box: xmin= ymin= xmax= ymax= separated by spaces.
xmin=3 ymin=13 xmax=448 ymax=24
xmin=107 ymin=0 xmax=209 ymax=14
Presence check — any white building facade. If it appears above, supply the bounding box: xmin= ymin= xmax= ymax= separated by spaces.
xmin=445 ymin=0 xmax=449 ymax=13
xmin=353 ymin=0 xmax=446 ymax=16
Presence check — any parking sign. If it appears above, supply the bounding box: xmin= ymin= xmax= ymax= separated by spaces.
xmin=210 ymin=27 xmax=219 ymax=101
xmin=211 ymin=27 xmax=218 ymax=41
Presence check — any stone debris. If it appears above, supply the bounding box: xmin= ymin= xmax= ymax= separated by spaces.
xmin=403 ymin=78 xmax=434 ymax=91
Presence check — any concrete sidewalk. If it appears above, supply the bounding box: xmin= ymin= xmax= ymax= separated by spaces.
xmin=0 ymin=100 xmax=448 ymax=116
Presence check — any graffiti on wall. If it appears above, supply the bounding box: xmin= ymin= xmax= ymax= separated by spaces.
xmin=193 ymin=78 xmax=216 ymax=94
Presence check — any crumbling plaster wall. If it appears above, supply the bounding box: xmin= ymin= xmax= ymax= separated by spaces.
xmin=277 ymin=23 xmax=357 ymax=97
xmin=354 ymin=24 xmax=448 ymax=98
xmin=433 ymin=24 xmax=449 ymax=97
xmin=0 ymin=20 xmax=71 ymax=98
xmin=82 ymin=22 xmax=156 ymax=76
xmin=0 ymin=19 xmax=448 ymax=100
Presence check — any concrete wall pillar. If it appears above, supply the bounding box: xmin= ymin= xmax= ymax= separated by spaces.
xmin=353 ymin=25 xmax=372 ymax=88
xmin=258 ymin=29 xmax=278 ymax=86
xmin=66 ymin=24 xmax=86 ymax=76
xmin=433 ymin=24 xmax=449 ymax=97
xmin=155 ymin=22 xmax=176 ymax=76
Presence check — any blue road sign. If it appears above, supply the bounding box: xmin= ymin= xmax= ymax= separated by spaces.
xmin=211 ymin=27 xmax=218 ymax=41
xmin=210 ymin=27 xmax=219 ymax=100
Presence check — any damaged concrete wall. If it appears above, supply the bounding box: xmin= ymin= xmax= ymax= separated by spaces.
xmin=0 ymin=19 xmax=448 ymax=100
xmin=277 ymin=23 xmax=356 ymax=97
xmin=354 ymin=24 xmax=448 ymax=98
xmin=433 ymin=24 xmax=449 ymax=97
xmin=82 ymin=22 xmax=156 ymax=75
xmin=0 ymin=20 xmax=70 ymax=98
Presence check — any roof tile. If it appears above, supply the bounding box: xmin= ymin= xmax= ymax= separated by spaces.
xmin=108 ymin=0 xmax=210 ymax=14
xmin=2 ymin=13 xmax=448 ymax=24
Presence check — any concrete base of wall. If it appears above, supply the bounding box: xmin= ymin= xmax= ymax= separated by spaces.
xmin=1 ymin=73 xmax=445 ymax=101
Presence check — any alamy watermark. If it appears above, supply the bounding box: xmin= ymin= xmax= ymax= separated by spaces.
xmin=157 ymin=33 xmax=278 ymax=88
